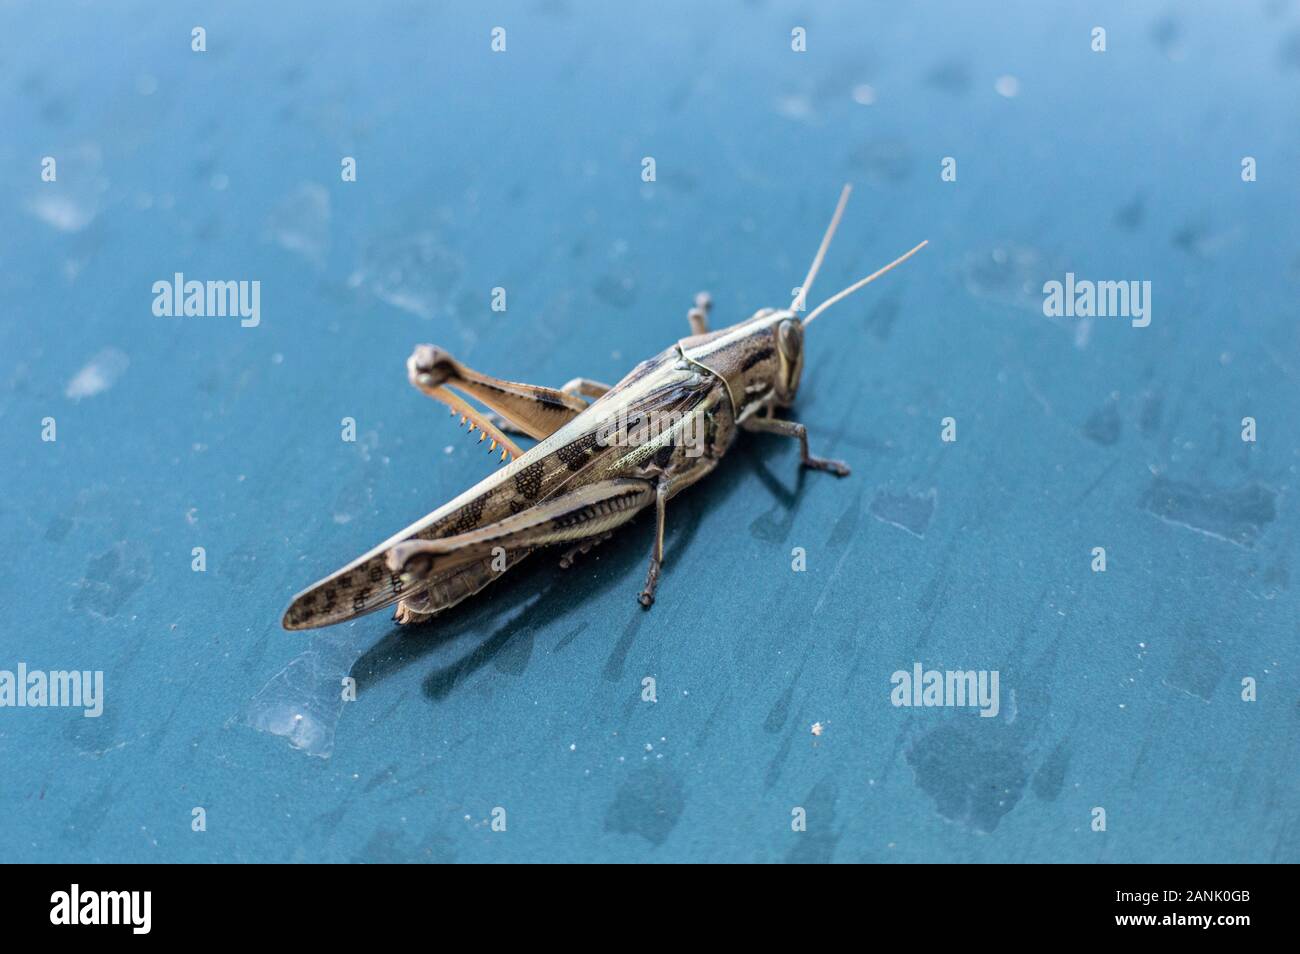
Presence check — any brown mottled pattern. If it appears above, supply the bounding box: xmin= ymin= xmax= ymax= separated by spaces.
xmin=285 ymin=345 xmax=727 ymax=629
xmin=741 ymin=346 xmax=774 ymax=372
xmin=514 ymin=460 xmax=544 ymax=499
xmin=446 ymin=493 xmax=487 ymax=533
xmin=556 ymin=431 xmax=601 ymax=471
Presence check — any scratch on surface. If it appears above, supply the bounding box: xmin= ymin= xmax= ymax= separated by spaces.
xmin=869 ymin=488 xmax=937 ymax=538
xmin=1140 ymin=476 xmax=1277 ymax=548
xmin=812 ymin=545 xmax=855 ymax=618
xmin=1021 ymin=370 xmax=1053 ymax=416
xmin=1076 ymin=458 xmax=1120 ymax=503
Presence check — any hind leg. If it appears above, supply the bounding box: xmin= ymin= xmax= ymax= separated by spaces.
xmin=487 ymin=377 xmax=612 ymax=436
xmin=386 ymin=479 xmax=656 ymax=586
xmin=405 ymin=345 xmax=592 ymax=460
xmin=392 ymin=588 xmax=439 ymax=625
xmin=558 ymin=530 xmax=614 ymax=569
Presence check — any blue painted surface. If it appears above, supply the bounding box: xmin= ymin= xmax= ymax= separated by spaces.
xmin=1 ymin=1 xmax=1297 ymax=862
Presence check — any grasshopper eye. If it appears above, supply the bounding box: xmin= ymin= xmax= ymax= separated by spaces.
xmin=777 ymin=318 xmax=802 ymax=360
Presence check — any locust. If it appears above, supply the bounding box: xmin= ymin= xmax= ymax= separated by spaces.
xmin=281 ymin=185 xmax=925 ymax=631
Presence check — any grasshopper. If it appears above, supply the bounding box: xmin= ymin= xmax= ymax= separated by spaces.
xmin=282 ymin=185 xmax=925 ymax=630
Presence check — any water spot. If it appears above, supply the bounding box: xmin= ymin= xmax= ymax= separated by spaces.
xmin=352 ymin=827 xmax=456 ymax=863
xmin=593 ymin=271 xmax=638 ymax=309
xmin=1170 ymin=222 xmax=1240 ymax=258
xmin=219 ymin=543 xmax=263 ymax=586
xmin=63 ymin=779 xmax=118 ymax=845
xmin=331 ymin=476 xmax=373 ymax=526
xmin=1138 ymin=392 xmax=1163 ymax=436
xmin=1140 ymin=477 xmax=1277 ymax=548
xmin=1082 ymin=403 xmax=1121 ymax=446
xmin=241 ymin=628 xmax=368 ymax=758
xmin=364 ymin=765 xmax=398 ymax=793
xmin=71 ymin=542 xmax=151 ymax=620
xmin=1114 ymin=194 xmax=1145 ymax=231
xmin=1281 ymin=28 xmax=1300 ymax=70
xmin=1164 ymin=629 xmax=1224 ymax=702
xmin=774 ymin=93 xmax=814 ymax=121
xmin=847 ymin=139 xmax=913 ymax=183
xmin=962 ymin=243 xmax=1058 ymax=313
xmin=924 ymin=59 xmax=972 ymax=95
xmin=1149 ymin=16 xmax=1187 ymax=60
xmin=604 ymin=765 xmax=686 ymax=846
xmin=64 ymin=706 xmax=119 ymax=756
xmin=1260 ymin=557 xmax=1288 ymax=599
xmin=869 ymin=488 xmax=936 ymax=538
xmin=1031 ymin=740 xmax=1070 ymax=801
xmin=351 ymin=230 xmax=464 ymax=319
xmin=658 ymin=170 xmax=698 ymax=193
xmin=863 ymin=294 xmax=900 ymax=341
xmin=907 ymin=724 xmax=1028 ymax=833
xmin=40 ymin=95 xmax=73 ymax=124
xmin=27 ymin=193 xmax=97 ymax=232
xmin=1172 ymin=222 xmax=1209 ymax=256
xmin=265 ymin=182 xmax=330 ymax=265
xmin=852 ymin=84 xmax=877 ymax=106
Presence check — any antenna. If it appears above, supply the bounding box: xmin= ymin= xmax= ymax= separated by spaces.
xmin=792 ymin=184 xmax=852 ymax=313
xmin=802 ymin=240 xmax=928 ymax=326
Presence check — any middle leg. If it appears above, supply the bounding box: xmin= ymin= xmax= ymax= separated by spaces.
xmin=742 ymin=415 xmax=851 ymax=477
xmin=638 ymin=478 xmax=671 ymax=607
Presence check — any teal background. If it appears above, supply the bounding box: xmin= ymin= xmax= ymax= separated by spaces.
xmin=1 ymin=1 xmax=1297 ymax=862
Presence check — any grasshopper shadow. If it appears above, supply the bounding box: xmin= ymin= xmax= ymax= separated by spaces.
xmin=349 ymin=438 xmax=804 ymax=701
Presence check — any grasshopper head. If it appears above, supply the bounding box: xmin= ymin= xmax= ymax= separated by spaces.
xmin=774 ymin=313 xmax=805 ymax=404
xmin=680 ymin=308 xmax=806 ymax=415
